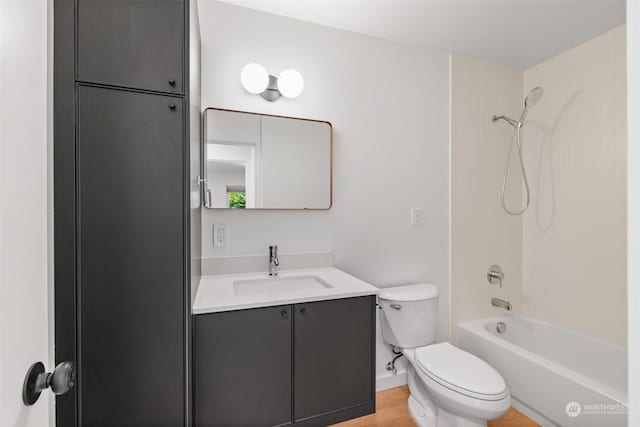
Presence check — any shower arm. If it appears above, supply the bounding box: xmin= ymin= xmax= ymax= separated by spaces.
xmin=492 ymin=115 xmax=520 ymax=128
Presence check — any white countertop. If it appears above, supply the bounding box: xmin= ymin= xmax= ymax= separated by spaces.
xmin=193 ymin=267 xmax=379 ymax=314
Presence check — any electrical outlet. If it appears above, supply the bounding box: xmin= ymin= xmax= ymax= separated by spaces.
xmin=213 ymin=223 xmax=227 ymax=247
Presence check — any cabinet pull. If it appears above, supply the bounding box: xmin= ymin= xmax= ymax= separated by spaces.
xmin=168 ymin=103 xmax=176 ymax=110
xmin=168 ymin=79 xmax=176 ymax=87
xmin=281 ymin=310 xmax=288 ymax=318
xmin=299 ymin=307 xmax=307 ymax=316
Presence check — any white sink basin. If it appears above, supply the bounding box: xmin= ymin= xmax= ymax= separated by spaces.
xmin=233 ymin=275 xmax=333 ymax=297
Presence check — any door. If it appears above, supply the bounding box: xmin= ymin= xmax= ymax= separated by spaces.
xmin=195 ymin=306 xmax=293 ymax=427
xmin=76 ymin=86 xmax=185 ymax=426
xmin=0 ymin=1 xmax=52 ymax=426
xmin=77 ymin=0 xmax=185 ymax=93
xmin=293 ymin=297 xmax=375 ymax=422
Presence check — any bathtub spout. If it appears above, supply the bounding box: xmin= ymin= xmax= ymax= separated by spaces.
xmin=491 ymin=297 xmax=512 ymax=311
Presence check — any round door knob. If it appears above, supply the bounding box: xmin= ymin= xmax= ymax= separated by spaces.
xmin=22 ymin=361 xmax=76 ymax=406
xmin=49 ymin=361 xmax=76 ymax=395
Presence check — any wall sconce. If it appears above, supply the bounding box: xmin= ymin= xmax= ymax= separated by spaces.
xmin=240 ymin=63 xmax=304 ymax=101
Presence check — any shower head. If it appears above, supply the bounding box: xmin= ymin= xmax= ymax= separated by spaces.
xmin=524 ymin=87 xmax=544 ymax=108
xmin=493 ymin=87 xmax=545 ymax=128
xmin=519 ymin=87 xmax=544 ymax=122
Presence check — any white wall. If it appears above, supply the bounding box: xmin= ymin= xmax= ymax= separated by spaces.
xmin=522 ymin=26 xmax=627 ymax=346
xmin=0 ymin=0 xmax=51 ymax=425
xmin=450 ymin=56 xmax=524 ymax=342
xmin=627 ymin=2 xmax=639 ymax=424
xmin=197 ymin=1 xmax=451 ymax=385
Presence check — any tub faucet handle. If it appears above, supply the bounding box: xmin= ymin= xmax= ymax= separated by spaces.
xmin=487 ymin=265 xmax=504 ymax=287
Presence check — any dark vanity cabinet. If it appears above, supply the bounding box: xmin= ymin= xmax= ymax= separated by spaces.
xmin=293 ymin=298 xmax=375 ymax=424
xmin=195 ymin=305 xmax=293 ymax=427
xmin=195 ymin=296 xmax=376 ymax=427
xmin=77 ymin=0 xmax=185 ymax=93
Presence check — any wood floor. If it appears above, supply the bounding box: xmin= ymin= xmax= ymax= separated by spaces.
xmin=332 ymin=386 xmax=540 ymax=427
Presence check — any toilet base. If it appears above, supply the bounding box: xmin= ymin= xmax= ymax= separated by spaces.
xmin=408 ymin=394 xmax=486 ymax=427
xmin=408 ymin=395 xmax=436 ymax=427
xmin=406 ymin=364 xmax=488 ymax=427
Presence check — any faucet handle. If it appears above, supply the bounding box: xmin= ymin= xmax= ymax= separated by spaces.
xmin=269 ymin=245 xmax=279 ymax=276
xmin=487 ymin=265 xmax=504 ymax=287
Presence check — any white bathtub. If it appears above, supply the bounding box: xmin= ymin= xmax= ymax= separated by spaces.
xmin=459 ymin=316 xmax=627 ymax=427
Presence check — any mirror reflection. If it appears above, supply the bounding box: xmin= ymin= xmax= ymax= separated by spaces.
xmin=203 ymin=108 xmax=332 ymax=209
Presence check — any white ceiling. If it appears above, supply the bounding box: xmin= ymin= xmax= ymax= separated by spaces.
xmin=219 ymin=0 xmax=625 ymax=69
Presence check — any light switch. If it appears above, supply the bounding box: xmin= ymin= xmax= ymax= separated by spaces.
xmin=213 ymin=223 xmax=227 ymax=247
xmin=411 ymin=208 xmax=423 ymax=226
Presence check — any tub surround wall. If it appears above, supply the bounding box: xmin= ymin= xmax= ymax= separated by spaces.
xmin=197 ymin=1 xmax=451 ymax=387
xmin=522 ymin=25 xmax=627 ymax=346
xmin=450 ymin=56 xmax=524 ymax=342
xmin=451 ymin=26 xmax=627 ymax=347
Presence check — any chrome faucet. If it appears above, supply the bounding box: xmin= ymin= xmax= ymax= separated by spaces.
xmin=491 ymin=297 xmax=512 ymax=311
xmin=487 ymin=265 xmax=504 ymax=287
xmin=269 ymin=245 xmax=279 ymax=276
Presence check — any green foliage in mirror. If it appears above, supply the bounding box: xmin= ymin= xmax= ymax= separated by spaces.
xmin=229 ymin=192 xmax=246 ymax=209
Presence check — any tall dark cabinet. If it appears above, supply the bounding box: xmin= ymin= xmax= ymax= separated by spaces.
xmin=77 ymin=0 xmax=185 ymax=93
xmin=54 ymin=1 xmax=191 ymax=426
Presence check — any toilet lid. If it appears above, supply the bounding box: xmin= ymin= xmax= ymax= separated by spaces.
xmin=415 ymin=343 xmax=508 ymax=400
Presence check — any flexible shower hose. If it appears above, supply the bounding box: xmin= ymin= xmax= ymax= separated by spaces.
xmin=501 ymin=123 xmax=530 ymax=216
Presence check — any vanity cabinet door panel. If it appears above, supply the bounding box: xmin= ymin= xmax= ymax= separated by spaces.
xmin=195 ymin=306 xmax=293 ymax=427
xmin=78 ymin=86 xmax=185 ymax=426
xmin=78 ymin=0 xmax=184 ymax=93
xmin=293 ymin=296 xmax=375 ymax=422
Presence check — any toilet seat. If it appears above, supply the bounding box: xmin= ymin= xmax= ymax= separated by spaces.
xmin=415 ymin=343 xmax=508 ymax=401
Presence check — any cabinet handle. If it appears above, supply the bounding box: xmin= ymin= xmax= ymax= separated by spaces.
xmin=281 ymin=310 xmax=288 ymax=318
xmin=168 ymin=103 xmax=176 ymax=110
xmin=168 ymin=79 xmax=176 ymax=87
xmin=299 ymin=307 xmax=307 ymax=316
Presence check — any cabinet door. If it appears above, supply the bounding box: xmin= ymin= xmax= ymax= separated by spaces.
xmin=294 ymin=297 xmax=375 ymax=422
xmin=78 ymin=0 xmax=184 ymax=93
xmin=77 ymin=86 xmax=185 ymax=426
xmin=195 ymin=306 xmax=293 ymax=427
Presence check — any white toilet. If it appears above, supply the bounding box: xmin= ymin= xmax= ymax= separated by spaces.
xmin=379 ymin=284 xmax=510 ymax=427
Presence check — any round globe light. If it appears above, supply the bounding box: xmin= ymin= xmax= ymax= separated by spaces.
xmin=277 ymin=69 xmax=304 ymax=98
xmin=240 ymin=63 xmax=269 ymax=94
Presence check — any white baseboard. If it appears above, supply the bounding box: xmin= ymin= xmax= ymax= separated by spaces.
xmin=376 ymin=369 xmax=407 ymax=392
xmin=511 ymin=397 xmax=558 ymax=427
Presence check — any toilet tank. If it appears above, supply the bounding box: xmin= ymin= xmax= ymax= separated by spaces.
xmin=378 ymin=284 xmax=439 ymax=348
